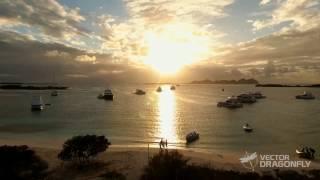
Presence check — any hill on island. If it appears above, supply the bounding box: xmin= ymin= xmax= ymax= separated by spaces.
xmin=190 ymin=78 xmax=259 ymax=84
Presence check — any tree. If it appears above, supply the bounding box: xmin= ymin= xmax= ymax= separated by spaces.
xmin=141 ymin=150 xmax=189 ymax=180
xmin=0 ymin=145 xmax=48 ymax=180
xmin=58 ymin=135 xmax=111 ymax=163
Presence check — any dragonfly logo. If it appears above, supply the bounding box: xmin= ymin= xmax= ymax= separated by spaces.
xmin=239 ymin=152 xmax=259 ymax=171
xmin=239 ymin=151 xmax=311 ymax=171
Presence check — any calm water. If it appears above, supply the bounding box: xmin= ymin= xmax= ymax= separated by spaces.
xmin=0 ymin=84 xmax=319 ymax=154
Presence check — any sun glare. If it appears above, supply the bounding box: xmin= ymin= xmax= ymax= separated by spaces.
xmin=144 ymin=23 xmax=210 ymax=74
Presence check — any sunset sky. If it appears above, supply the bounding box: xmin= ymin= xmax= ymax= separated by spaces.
xmin=0 ymin=0 xmax=319 ymax=84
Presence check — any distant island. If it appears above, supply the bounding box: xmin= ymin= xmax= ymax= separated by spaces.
xmin=256 ymin=84 xmax=320 ymax=88
xmin=190 ymin=78 xmax=259 ymax=84
xmin=0 ymin=83 xmax=68 ymax=90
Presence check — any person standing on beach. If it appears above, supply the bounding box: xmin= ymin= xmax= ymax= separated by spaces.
xmin=159 ymin=139 xmax=162 ymax=149
xmin=165 ymin=139 xmax=168 ymax=148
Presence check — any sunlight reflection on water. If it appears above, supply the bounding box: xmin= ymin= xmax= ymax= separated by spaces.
xmin=157 ymin=85 xmax=177 ymax=143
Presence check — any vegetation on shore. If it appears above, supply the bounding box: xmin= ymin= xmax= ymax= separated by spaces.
xmin=191 ymin=78 xmax=259 ymax=84
xmin=0 ymin=135 xmax=319 ymax=180
xmin=58 ymin=135 xmax=111 ymax=164
xmin=142 ymin=150 xmax=320 ymax=180
xmin=0 ymin=84 xmax=68 ymax=90
xmin=256 ymin=84 xmax=320 ymax=88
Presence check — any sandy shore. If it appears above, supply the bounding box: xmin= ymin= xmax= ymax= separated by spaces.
xmin=27 ymin=145 xmax=320 ymax=180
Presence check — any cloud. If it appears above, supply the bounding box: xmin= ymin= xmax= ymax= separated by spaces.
xmin=0 ymin=0 xmax=86 ymax=38
xmin=209 ymin=25 xmax=320 ymax=83
xmin=0 ymin=30 xmax=160 ymax=84
xmin=252 ymin=0 xmax=320 ymax=31
xmin=45 ymin=50 xmax=70 ymax=58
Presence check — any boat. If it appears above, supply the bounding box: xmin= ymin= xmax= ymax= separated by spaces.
xmin=296 ymin=92 xmax=315 ymax=100
xmin=243 ymin=123 xmax=253 ymax=132
xmin=156 ymin=86 xmax=162 ymax=92
xmin=170 ymin=85 xmax=176 ymax=90
xmin=248 ymin=92 xmax=266 ymax=99
xmin=51 ymin=90 xmax=58 ymax=96
xmin=186 ymin=131 xmax=199 ymax=144
xmin=296 ymin=146 xmax=315 ymax=159
xmin=134 ymin=89 xmax=146 ymax=95
xmin=31 ymin=96 xmax=44 ymax=111
xmin=217 ymin=96 xmax=243 ymax=108
xmin=98 ymin=89 xmax=114 ymax=100
xmin=237 ymin=94 xmax=257 ymax=103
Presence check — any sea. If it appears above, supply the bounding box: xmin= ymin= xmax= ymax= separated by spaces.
xmin=0 ymin=84 xmax=319 ymax=155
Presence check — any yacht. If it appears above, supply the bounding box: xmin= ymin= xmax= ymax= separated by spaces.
xmin=98 ymin=89 xmax=114 ymax=100
xmin=243 ymin=123 xmax=253 ymax=132
xmin=170 ymin=85 xmax=176 ymax=90
xmin=248 ymin=91 xmax=266 ymax=99
xmin=237 ymin=94 xmax=257 ymax=103
xmin=186 ymin=131 xmax=199 ymax=144
xmin=217 ymin=96 xmax=243 ymax=108
xmin=31 ymin=96 xmax=44 ymax=111
xmin=134 ymin=89 xmax=146 ymax=95
xmin=296 ymin=92 xmax=315 ymax=100
xmin=296 ymin=146 xmax=315 ymax=159
xmin=51 ymin=90 xmax=58 ymax=96
xmin=156 ymin=86 xmax=162 ymax=92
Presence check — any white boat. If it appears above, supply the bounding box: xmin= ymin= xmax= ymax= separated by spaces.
xmin=296 ymin=146 xmax=315 ymax=159
xmin=170 ymin=85 xmax=176 ymax=90
xmin=237 ymin=94 xmax=257 ymax=103
xmin=51 ymin=90 xmax=58 ymax=96
xmin=296 ymin=92 xmax=315 ymax=100
xmin=243 ymin=123 xmax=253 ymax=132
xmin=134 ymin=89 xmax=146 ymax=95
xmin=98 ymin=89 xmax=114 ymax=100
xmin=156 ymin=86 xmax=162 ymax=92
xmin=217 ymin=96 xmax=243 ymax=108
xmin=31 ymin=96 xmax=44 ymax=111
xmin=248 ymin=92 xmax=266 ymax=99
xmin=186 ymin=131 xmax=199 ymax=144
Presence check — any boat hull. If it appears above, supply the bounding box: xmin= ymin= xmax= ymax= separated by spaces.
xmin=31 ymin=105 xmax=44 ymax=111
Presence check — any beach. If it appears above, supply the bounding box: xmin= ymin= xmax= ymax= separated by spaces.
xmin=24 ymin=145 xmax=319 ymax=180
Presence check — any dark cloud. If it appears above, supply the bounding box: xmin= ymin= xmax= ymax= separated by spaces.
xmin=0 ymin=31 xmax=158 ymax=85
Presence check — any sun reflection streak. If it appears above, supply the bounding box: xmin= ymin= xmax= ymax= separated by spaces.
xmin=157 ymin=86 xmax=177 ymax=143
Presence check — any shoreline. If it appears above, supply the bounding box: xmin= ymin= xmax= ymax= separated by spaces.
xmin=1 ymin=142 xmax=319 ymax=179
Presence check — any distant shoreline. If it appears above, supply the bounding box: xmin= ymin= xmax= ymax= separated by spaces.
xmin=0 ymin=84 xmax=68 ymax=90
xmin=256 ymin=84 xmax=320 ymax=88
xmin=190 ymin=78 xmax=259 ymax=85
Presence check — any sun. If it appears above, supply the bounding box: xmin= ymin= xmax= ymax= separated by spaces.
xmin=143 ymin=23 xmax=210 ymax=74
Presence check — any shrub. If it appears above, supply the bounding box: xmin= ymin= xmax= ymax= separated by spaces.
xmin=141 ymin=150 xmax=189 ymax=180
xmin=0 ymin=145 xmax=48 ymax=180
xmin=58 ymin=135 xmax=111 ymax=163
xmin=99 ymin=170 xmax=126 ymax=180
xmin=141 ymin=150 xmax=269 ymax=180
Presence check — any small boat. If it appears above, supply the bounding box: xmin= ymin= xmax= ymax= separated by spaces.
xmin=31 ymin=96 xmax=44 ymax=111
xmin=296 ymin=92 xmax=315 ymax=100
xmin=156 ymin=86 xmax=162 ymax=92
xmin=98 ymin=89 xmax=114 ymax=100
xmin=248 ymin=92 xmax=266 ymax=99
xmin=134 ymin=89 xmax=146 ymax=95
xmin=296 ymin=146 xmax=315 ymax=159
xmin=217 ymin=96 xmax=243 ymax=108
xmin=51 ymin=90 xmax=58 ymax=96
xmin=170 ymin=85 xmax=176 ymax=90
xmin=186 ymin=131 xmax=199 ymax=144
xmin=243 ymin=123 xmax=253 ymax=132
xmin=237 ymin=94 xmax=257 ymax=103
